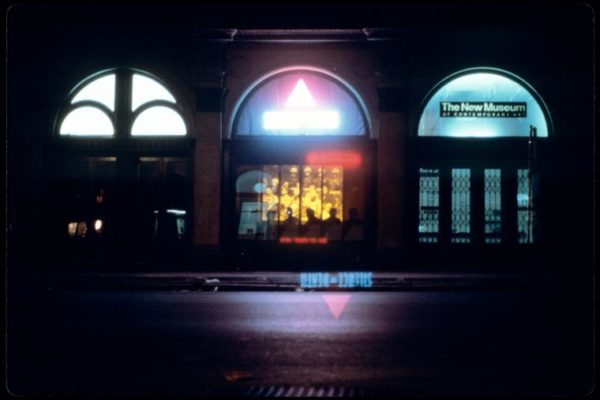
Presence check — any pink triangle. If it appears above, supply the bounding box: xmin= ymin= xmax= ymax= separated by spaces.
xmin=285 ymin=79 xmax=317 ymax=108
xmin=322 ymin=294 xmax=351 ymax=319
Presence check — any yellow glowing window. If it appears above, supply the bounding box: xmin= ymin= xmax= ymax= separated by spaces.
xmin=236 ymin=163 xmax=363 ymax=242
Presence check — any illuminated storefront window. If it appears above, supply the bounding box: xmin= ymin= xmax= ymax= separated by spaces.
xmin=231 ymin=68 xmax=370 ymax=246
xmin=236 ymin=163 xmax=364 ymax=243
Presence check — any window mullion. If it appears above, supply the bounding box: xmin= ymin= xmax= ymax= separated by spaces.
xmin=114 ymin=68 xmax=132 ymax=139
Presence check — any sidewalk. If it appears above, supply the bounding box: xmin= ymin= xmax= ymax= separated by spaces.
xmin=40 ymin=270 xmax=568 ymax=292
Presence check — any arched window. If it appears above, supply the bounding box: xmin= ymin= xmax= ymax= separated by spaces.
xmin=418 ymin=69 xmax=550 ymax=138
xmin=415 ymin=68 xmax=551 ymax=246
xmin=227 ymin=68 xmax=372 ymax=249
xmin=58 ymin=69 xmax=187 ymax=137
xmin=232 ymin=69 xmax=368 ymax=137
xmin=51 ymin=68 xmax=192 ymax=267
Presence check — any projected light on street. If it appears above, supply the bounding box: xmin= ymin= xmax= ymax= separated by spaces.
xmin=263 ymin=79 xmax=340 ymax=132
xmin=298 ymin=272 xmax=373 ymax=319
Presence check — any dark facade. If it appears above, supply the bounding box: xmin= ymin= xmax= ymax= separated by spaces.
xmin=7 ymin=3 xmax=594 ymax=272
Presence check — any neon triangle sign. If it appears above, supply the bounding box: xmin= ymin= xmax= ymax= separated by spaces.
xmin=285 ymin=79 xmax=317 ymax=108
xmin=322 ymin=294 xmax=351 ymax=319
xmin=263 ymin=78 xmax=339 ymax=131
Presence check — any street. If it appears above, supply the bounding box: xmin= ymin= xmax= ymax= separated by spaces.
xmin=8 ymin=276 xmax=593 ymax=397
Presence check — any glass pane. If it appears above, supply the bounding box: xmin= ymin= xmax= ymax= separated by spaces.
xmin=342 ymin=167 xmax=364 ymax=241
xmin=484 ymin=169 xmax=502 ymax=243
xmin=301 ymin=165 xmax=323 ymax=239
xmin=322 ymin=166 xmax=343 ymax=241
xmin=236 ymin=167 xmax=267 ymax=240
xmin=418 ymin=71 xmax=549 ymax=138
xmin=71 ymin=74 xmax=116 ymax=111
xmin=59 ymin=106 xmax=114 ymax=136
xmin=279 ymin=165 xmax=301 ymax=237
xmin=134 ymin=157 xmax=189 ymax=260
xmin=419 ymin=168 xmax=440 ymax=243
xmin=261 ymin=165 xmax=280 ymax=240
xmin=131 ymin=106 xmax=186 ymax=136
xmin=517 ymin=169 xmax=535 ymax=243
xmin=451 ymin=168 xmax=471 ymax=243
xmin=131 ymin=74 xmax=176 ymax=111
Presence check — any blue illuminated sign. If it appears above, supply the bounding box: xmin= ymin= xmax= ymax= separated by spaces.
xmin=300 ymin=272 xmax=373 ymax=289
xmin=418 ymin=70 xmax=549 ymax=138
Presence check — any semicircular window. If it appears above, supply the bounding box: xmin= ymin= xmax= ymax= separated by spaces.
xmin=418 ymin=70 xmax=549 ymax=138
xmin=60 ymin=73 xmax=116 ymax=136
xmin=58 ymin=69 xmax=187 ymax=137
xmin=130 ymin=73 xmax=186 ymax=136
xmin=234 ymin=71 xmax=367 ymax=136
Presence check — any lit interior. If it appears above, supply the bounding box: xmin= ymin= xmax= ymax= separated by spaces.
xmin=235 ymin=163 xmax=367 ymax=242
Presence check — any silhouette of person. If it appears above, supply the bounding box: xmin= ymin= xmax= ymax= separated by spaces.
xmin=323 ymin=208 xmax=342 ymax=240
xmin=283 ymin=207 xmax=298 ymax=225
xmin=323 ymin=208 xmax=342 ymax=225
xmin=305 ymin=208 xmax=321 ymax=225
xmin=343 ymin=208 xmax=364 ymax=241
xmin=280 ymin=207 xmax=299 ymax=238
xmin=303 ymin=208 xmax=321 ymax=237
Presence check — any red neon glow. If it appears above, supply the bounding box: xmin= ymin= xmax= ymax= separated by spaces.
xmin=285 ymin=79 xmax=317 ymax=108
xmin=322 ymin=294 xmax=351 ymax=319
xmin=305 ymin=151 xmax=362 ymax=169
xmin=279 ymin=237 xmax=328 ymax=245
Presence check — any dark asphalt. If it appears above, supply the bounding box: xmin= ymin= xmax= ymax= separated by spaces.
xmin=7 ymin=277 xmax=593 ymax=397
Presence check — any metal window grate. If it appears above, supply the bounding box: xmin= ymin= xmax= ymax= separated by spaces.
xmin=484 ymin=169 xmax=502 ymax=243
xmin=451 ymin=168 xmax=471 ymax=243
xmin=517 ymin=168 xmax=534 ymax=243
xmin=418 ymin=168 xmax=440 ymax=243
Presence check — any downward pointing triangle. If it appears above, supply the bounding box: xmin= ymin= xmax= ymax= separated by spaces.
xmin=322 ymin=294 xmax=351 ymax=319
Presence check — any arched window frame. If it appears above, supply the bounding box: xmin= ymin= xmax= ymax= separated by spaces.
xmin=415 ymin=66 xmax=553 ymax=139
xmin=229 ymin=66 xmax=372 ymax=139
xmin=411 ymin=67 xmax=553 ymax=248
xmin=55 ymin=67 xmax=191 ymax=139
